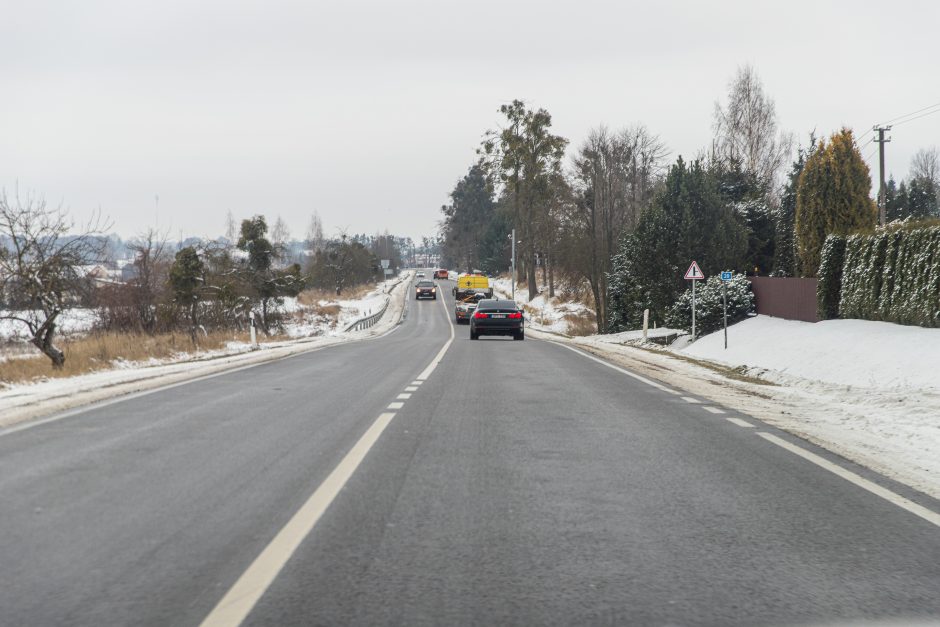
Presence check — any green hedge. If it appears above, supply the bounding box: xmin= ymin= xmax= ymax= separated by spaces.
xmin=837 ymin=225 xmax=940 ymax=327
xmin=665 ymin=273 xmax=754 ymax=335
xmin=817 ymin=235 xmax=846 ymax=320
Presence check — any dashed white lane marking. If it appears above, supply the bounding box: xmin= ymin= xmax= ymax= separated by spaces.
xmin=411 ymin=381 xmax=423 ymax=386
xmin=757 ymin=432 xmax=940 ymax=529
xmin=199 ymin=412 xmax=398 ymax=627
xmin=396 ymin=393 xmax=412 ymax=400
xmin=553 ymin=343 xmax=679 ymax=394
xmin=201 ymin=285 xmax=461 ymax=626
xmin=726 ymin=417 xmax=755 ymax=428
xmin=681 ymin=396 xmax=701 ymax=404
xmin=405 ymin=386 xmax=418 ymax=392
xmin=702 ymin=406 xmax=725 ymax=414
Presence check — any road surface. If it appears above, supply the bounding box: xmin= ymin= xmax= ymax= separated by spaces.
xmin=1 ymin=278 xmax=938 ymax=626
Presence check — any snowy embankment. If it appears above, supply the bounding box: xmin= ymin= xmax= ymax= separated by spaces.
xmin=490 ymin=276 xmax=595 ymax=336
xmin=0 ymin=273 xmax=411 ymax=429
xmin=566 ymin=315 xmax=940 ymax=500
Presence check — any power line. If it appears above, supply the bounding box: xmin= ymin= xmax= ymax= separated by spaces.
xmin=891 ymin=104 xmax=940 ymax=128
xmin=881 ymin=100 xmax=940 ymax=126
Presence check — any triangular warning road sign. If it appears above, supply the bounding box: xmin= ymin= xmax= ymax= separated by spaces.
xmin=684 ymin=261 xmax=704 ymax=280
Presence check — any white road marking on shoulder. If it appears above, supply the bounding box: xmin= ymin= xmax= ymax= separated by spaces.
xmin=681 ymin=396 xmax=701 ymax=404
xmin=703 ymin=406 xmax=725 ymax=414
xmin=388 ymin=402 xmax=404 ymax=409
xmin=552 ymin=343 xmax=678 ymax=394
xmin=396 ymin=393 xmax=411 ymax=400
xmin=757 ymin=432 xmax=940 ymax=529
xmin=198 ymin=411 xmax=397 ymax=627
xmin=726 ymin=417 xmax=754 ymax=428
xmin=404 ymin=386 xmax=418 ymax=392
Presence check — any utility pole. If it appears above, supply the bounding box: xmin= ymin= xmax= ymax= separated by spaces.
xmin=510 ymin=229 xmax=516 ymax=301
xmin=874 ymin=125 xmax=892 ymax=226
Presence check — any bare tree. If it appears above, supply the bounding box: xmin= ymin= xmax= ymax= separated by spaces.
xmin=0 ymin=190 xmax=109 ymax=368
xmin=713 ymin=65 xmax=792 ymax=190
xmin=565 ymin=125 xmax=667 ymax=331
xmin=125 ymin=228 xmax=172 ymax=333
xmin=305 ymin=211 xmax=325 ymax=253
xmin=910 ymin=147 xmax=940 ymax=190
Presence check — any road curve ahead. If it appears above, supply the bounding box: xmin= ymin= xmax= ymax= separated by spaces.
xmin=1 ymin=277 xmax=939 ymax=626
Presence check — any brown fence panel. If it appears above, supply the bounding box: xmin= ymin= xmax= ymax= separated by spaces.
xmin=747 ymin=277 xmax=820 ymax=323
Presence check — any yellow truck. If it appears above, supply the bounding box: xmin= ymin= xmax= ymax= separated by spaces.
xmin=452 ymin=273 xmax=493 ymax=300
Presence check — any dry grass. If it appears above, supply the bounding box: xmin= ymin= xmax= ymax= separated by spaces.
xmin=296 ymin=283 xmax=374 ymax=307
xmin=0 ymin=330 xmax=240 ymax=385
xmin=563 ymin=311 xmax=598 ymax=337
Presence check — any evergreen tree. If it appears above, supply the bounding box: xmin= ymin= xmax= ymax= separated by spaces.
xmin=440 ymin=165 xmax=496 ymax=272
xmin=907 ymin=177 xmax=938 ymax=219
xmin=795 ymin=129 xmax=877 ymax=276
xmin=773 ymin=140 xmax=814 ymax=276
xmin=169 ymin=246 xmax=205 ymax=342
xmin=885 ymin=177 xmax=907 ymax=222
xmin=715 ymin=161 xmax=774 ymax=274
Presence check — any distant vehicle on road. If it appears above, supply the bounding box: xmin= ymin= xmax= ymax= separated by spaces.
xmin=453 ymin=273 xmax=492 ymax=300
xmin=455 ymin=292 xmax=488 ymax=324
xmin=415 ymin=280 xmax=437 ymax=300
xmin=434 ymin=269 xmax=448 ymax=280
xmin=470 ymin=299 xmax=524 ymax=340
xmin=416 ymin=271 xmax=426 ymax=278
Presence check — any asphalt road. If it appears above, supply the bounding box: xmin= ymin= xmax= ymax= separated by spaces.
xmin=1 ymin=277 xmax=938 ymax=626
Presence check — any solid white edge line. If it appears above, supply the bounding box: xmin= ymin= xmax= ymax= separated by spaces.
xmin=552 ymin=342 xmax=677 ymax=394
xmin=415 ymin=293 xmax=456 ymax=381
xmin=726 ymin=417 xmax=755 ymax=428
xmin=201 ymin=279 xmax=459 ymax=626
xmin=757 ymin=432 xmax=940 ymax=529
xmin=199 ymin=412 xmax=397 ymax=627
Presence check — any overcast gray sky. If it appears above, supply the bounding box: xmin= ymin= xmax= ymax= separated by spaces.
xmin=2 ymin=0 xmax=938 ymax=242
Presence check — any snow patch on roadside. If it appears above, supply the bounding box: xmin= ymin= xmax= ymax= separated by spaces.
xmin=490 ymin=276 xmax=595 ymax=336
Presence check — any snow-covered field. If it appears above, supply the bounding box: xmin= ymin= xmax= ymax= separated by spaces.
xmin=568 ymin=315 xmax=940 ymax=500
xmin=0 ymin=308 xmax=98 ymax=340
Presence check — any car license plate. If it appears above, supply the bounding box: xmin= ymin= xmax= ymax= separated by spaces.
xmin=491 ymin=314 xmax=506 ymax=318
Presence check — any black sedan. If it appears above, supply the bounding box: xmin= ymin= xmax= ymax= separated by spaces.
xmin=415 ymin=280 xmax=437 ymax=300
xmin=469 ymin=299 xmax=524 ymax=340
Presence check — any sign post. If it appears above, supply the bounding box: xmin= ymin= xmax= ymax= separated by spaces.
xmin=720 ymin=271 xmax=732 ymax=349
xmin=684 ymin=261 xmax=705 ymax=341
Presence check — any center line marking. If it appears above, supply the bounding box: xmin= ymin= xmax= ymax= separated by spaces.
xmin=703 ymin=406 xmax=725 ymax=414
xmin=199 ymin=412 xmax=397 ymax=627
xmin=388 ymin=402 xmax=404 ymax=409
xmin=405 ymin=386 xmax=418 ymax=392
xmin=397 ymin=393 xmax=411 ymax=400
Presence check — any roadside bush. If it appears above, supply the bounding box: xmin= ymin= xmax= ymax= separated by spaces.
xmin=816 ymin=234 xmax=846 ymax=320
xmin=839 ymin=224 xmax=940 ymax=327
xmin=665 ymin=273 xmax=754 ymax=336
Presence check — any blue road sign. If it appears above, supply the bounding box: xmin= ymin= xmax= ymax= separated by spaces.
xmin=720 ymin=271 xmax=733 ymax=281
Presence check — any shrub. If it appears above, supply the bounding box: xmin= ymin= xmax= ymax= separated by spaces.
xmin=839 ymin=224 xmax=940 ymax=327
xmin=816 ymin=235 xmax=846 ymax=319
xmin=665 ymin=273 xmax=754 ymax=336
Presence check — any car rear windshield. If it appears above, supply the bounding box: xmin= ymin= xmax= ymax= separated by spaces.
xmin=417 ymin=281 xmax=434 ymax=287
xmin=476 ymin=300 xmax=518 ymax=312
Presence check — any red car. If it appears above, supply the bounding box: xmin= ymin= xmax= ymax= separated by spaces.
xmin=434 ymin=269 xmax=448 ymax=280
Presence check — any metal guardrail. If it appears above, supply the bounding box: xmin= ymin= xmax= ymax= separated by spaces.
xmin=342 ymin=274 xmax=408 ymax=332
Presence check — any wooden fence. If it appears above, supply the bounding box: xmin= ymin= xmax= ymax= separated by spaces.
xmin=748 ymin=277 xmax=819 ymax=323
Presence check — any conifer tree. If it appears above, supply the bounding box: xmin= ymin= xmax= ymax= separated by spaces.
xmin=795 ymin=129 xmax=877 ymax=276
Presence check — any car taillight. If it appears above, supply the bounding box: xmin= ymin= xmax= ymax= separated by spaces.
xmin=473 ymin=311 xmax=488 ymax=319
xmin=508 ymin=312 xmax=522 ymax=319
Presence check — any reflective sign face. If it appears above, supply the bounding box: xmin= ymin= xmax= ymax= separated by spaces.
xmin=721 ymin=271 xmax=732 ymax=281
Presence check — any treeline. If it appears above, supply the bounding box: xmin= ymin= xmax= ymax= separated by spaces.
xmin=439 ymin=66 xmax=940 ymax=333
xmin=0 ymin=193 xmax=411 ymax=368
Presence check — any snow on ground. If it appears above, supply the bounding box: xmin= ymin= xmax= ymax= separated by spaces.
xmin=566 ymin=315 xmax=940 ymax=500
xmin=0 ymin=273 xmax=412 ymax=429
xmin=490 ymin=276 xmax=595 ymax=336
xmin=0 ymin=308 xmax=98 ymax=340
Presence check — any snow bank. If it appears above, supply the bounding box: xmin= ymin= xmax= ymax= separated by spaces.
xmin=490 ymin=276 xmax=595 ymax=336
xmin=683 ymin=316 xmax=940 ymax=392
